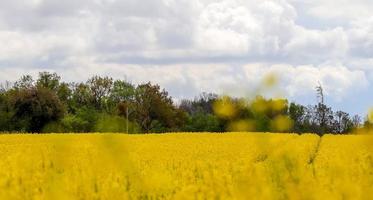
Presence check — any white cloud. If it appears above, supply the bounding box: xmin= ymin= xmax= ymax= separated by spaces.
xmin=0 ymin=0 xmax=372 ymax=113
xmin=195 ymin=0 xmax=297 ymax=56
xmin=348 ymin=17 xmax=373 ymax=58
xmin=283 ymin=27 xmax=349 ymax=61
xmin=299 ymin=0 xmax=373 ymax=21
xmin=242 ymin=64 xmax=368 ymax=100
xmin=0 ymin=0 xmax=371 ymax=64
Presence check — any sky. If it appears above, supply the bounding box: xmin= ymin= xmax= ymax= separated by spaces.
xmin=0 ymin=0 xmax=372 ymax=116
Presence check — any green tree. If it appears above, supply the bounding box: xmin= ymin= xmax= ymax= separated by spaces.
xmin=289 ymin=103 xmax=306 ymax=133
xmin=183 ymin=112 xmax=220 ymax=132
xmin=333 ymin=111 xmax=353 ymax=134
xmin=10 ymin=87 xmax=65 ymax=133
xmin=71 ymin=83 xmax=92 ymax=111
xmin=14 ymin=75 xmax=34 ymax=90
xmin=180 ymin=93 xmax=218 ymax=115
xmin=36 ymin=72 xmax=61 ymax=91
xmin=110 ymin=80 xmax=135 ymax=102
xmin=57 ymin=82 xmax=72 ymax=105
xmin=87 ymin=76 xmax=113 ymax=110
xmin=0 ymin=92 xmax=13 ymax=131
xmin=133 ymin=82 xmax=185 ymax=133
xmin=108 ymin=80 xmax=135 ymax=113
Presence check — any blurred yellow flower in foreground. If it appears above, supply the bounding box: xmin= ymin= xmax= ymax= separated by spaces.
xmin=228 ymin=119 xmax=256 ymax=132
xmin=262 ymin=73 xmax=278 ymax=88
xmin=368 ymin=108 xmax=373 ymax=123
xmin=271 ymin=115 xmax=294 ymax=132
xmin=213 ymin=96 xmax=237 ymax=118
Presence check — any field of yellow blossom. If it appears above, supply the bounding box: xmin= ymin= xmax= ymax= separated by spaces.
xmin=0 ymin=133 xmax=372 ymax=199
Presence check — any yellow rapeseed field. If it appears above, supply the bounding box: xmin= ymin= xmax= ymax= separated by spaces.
xmin=0 ymin=133 xmax=372 ymax=199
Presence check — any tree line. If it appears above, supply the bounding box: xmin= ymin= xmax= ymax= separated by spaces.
xmin=0 ymin=72 xmax=370 ymax=134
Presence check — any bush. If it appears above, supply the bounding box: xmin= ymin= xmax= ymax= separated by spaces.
xmin=94 ymin=114 xmax=140 ymax=133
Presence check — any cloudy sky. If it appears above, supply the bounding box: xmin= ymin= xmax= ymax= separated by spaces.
xmin=0 ymin=0 xmax=372 ymax=116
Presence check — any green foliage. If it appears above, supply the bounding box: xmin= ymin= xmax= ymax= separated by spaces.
xmin=70 ymin=107 xmax=99 ymax=132
xmin=107 ymin=80 xmax=135 ymax=113
xmin=41 ymin=121 xmax=66 ymax=133
xmin=0 ymin=94 xmax=13 ymax=131
xmin=183 ymin=112 xmax=221 ymax=132
xmin=289 ymin=103 xmax=306 ymax=132
xmin=94 ymin=114 xmax=140 ymax=133
xmin=36 ymin=72 xmax=61 ymax=91
xmin=110 ymin=80 xmax=135 ymax=102
xmin=57 ymin=83 xmax=72 ymax=104
xmin=0 ymin=112 xmax=12 ymax=131
xmin=87 ymin=76 xmax=113 ymax=110
xmin=70 ymin=83 xmax=92 ymax=111
xmin=13 ymin=75 xmax=34 ymax=90
xmin=10 ymin=87 xmax=64 ymax=133
xmin=133 ymin=82 xmax=185 ymax=133
xmin=0 ymin=72 xmax=362 ymax=134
